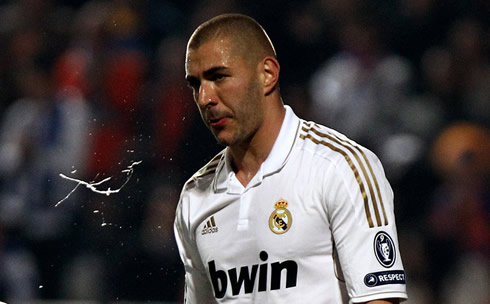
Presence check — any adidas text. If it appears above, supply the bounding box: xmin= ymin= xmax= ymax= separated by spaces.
xmin=202 ymin=226 xmax=218 ymax=235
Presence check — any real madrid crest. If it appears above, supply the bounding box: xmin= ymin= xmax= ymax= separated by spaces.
xmin=269 ymin=199 xmax=292 ymax=234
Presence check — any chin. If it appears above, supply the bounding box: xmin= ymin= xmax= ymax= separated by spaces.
xmin=213 ymin=133 xmax=232 ymax=146
xmin=215 ymin=139 xmax=229 ymax=147
xmin=215 ymin=133 xmax=239 ymax=147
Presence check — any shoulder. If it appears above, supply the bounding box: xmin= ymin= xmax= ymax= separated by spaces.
xmin=296 ymin=120 xmax=385 ymax=181
xmin=297 ymin=120 xmax=375 ymax=161
xmin=181 ymin=148 xmax=225 ymax=193
xmin=176 ymin=149 xmax=226 ymax=230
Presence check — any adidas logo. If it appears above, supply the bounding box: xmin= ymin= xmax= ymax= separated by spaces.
xmin=202 ymin=216 xmax=219 ymax=235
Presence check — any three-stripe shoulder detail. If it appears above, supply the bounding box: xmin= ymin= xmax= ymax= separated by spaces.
xmin=299 ymin=122 xmax=388 ymax=228
xmin=185 ymin=151 xmax=224 ymax=189
xmin=196 ymin=151 xmax=223 ymax=178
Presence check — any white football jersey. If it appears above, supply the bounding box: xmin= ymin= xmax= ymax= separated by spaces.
xmin=175 ymin=106 xmax=408 ymax=303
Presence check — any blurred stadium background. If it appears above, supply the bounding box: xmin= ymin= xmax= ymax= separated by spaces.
xmin=0 ymin=0 xmax=488 ymax=303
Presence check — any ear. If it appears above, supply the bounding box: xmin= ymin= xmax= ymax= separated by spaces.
xmin=261 ymin=57 xmax=280 ymax=96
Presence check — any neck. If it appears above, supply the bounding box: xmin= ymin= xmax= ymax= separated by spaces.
xmin=230 ymin=103 xmax=286 ymax=186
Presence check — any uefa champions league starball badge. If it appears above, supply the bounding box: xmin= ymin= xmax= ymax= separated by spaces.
xmin=269 ymin=199 xmax=292 ymax=234
xmin=374 ymin=231 xmax=396 ymax=267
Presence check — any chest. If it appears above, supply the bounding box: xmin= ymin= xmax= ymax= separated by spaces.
xmin=194 ymin=168 xmax=333 ymax=269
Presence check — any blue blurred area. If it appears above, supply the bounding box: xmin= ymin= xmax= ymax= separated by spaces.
xmin=0 ymin=0 xmax=488 ymax=303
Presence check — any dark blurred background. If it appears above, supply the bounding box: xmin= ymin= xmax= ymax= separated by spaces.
xmin=0 ymin=0 xmax=488 ymax=303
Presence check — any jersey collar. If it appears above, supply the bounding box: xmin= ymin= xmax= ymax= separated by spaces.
xmin=213 ymin=105 xmax=300 ymax=193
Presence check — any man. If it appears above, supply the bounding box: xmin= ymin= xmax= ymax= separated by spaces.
xmin=174 ymin=13 xmax=407 ymax=303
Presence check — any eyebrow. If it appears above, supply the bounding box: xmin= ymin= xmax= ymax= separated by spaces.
xmin=186 ymin=66 xmax=229 ymax=82
xmin=203 ymin=66 xmax=229 ymax=78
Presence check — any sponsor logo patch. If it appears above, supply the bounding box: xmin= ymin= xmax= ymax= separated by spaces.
xmin=202 ymin=216 xmax=218 ymax=235
xmin=269 ymin=199 xmax=292 ymax=234
xmin=374 ymin=231 xmax=396 ymax=267
xmin=208 ymin=251 xmax=298 ymax=298
xmin=364 ymin=270 xmax=406 ymax=287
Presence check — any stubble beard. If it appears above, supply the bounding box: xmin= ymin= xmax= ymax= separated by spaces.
xmin=210 ymin=79 xmax=263 ymax=148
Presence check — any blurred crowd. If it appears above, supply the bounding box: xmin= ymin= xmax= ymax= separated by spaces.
xmin=0 ymin=0 xmax=488 ymax=303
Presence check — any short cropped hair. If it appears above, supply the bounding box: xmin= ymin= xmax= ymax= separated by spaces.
xmin=187 ymin=14 xmax=277 ymax=64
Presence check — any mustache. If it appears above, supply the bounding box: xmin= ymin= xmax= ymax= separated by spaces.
xmin=202 ymin=108 xmax=231 ymax=123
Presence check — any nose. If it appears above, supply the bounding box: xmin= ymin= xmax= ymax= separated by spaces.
xmin=197 ymin=80 xmax=217 ymax=108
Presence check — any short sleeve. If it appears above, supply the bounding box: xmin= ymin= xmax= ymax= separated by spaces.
xmin=324 ymin=147 xmax=408 ymax=303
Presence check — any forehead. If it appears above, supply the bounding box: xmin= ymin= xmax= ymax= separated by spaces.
xmin=185 ymin=38 xmax=244 ymax=75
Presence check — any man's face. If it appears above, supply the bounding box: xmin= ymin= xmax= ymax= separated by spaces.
xmin=185 ymin=38 xmax=264 ymax=147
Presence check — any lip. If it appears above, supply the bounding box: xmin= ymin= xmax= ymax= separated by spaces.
xmin=209 ymin=117 xmax=228 ymax=128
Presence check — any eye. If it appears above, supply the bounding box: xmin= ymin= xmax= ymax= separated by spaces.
xmin=186 ymin=77 xmax=200 ymax=91
xmin=211 ymin=73 xmax=227 ymax=82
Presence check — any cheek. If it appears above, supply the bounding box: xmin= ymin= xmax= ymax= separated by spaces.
xmin=239 ymin=80 xmax=264 ymax=122
xmin=196 ymin=104 xmax=209 ymax=127
xmin=220 ymin=79 xmax=243 ymax=98
xmin=220 ymin=74 xmax=261 ymax=115
xmin=245 ymin=78 xmax=263 ymax=107
xmin=193 ymin=90 xmax=199 ymax=103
